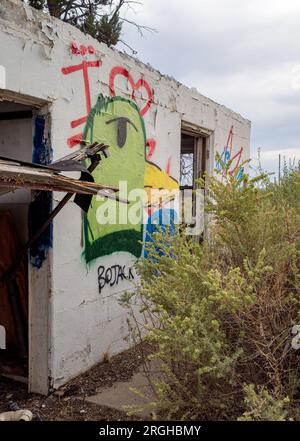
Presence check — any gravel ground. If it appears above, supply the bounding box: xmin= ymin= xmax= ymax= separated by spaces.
xmin=0 ymin=342 xmax=153 ymax=421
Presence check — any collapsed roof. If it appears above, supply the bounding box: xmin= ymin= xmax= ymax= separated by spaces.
xmin=0 ymin=142 xmax=127 ymax=209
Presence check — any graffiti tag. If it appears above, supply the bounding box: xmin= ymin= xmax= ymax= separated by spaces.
xmin=216 ymin=125 xmax=244 ymax=179
xmin=97 ymin=264 xmax=135 ymax=293
xmin=109 ymin=66 xmax=153 ymax=116
xmin=61 ymin=56 xmax=102 ymax=148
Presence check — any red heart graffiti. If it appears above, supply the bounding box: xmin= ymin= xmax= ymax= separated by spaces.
xmin=109 ymin=66 xmax=153 ymax=117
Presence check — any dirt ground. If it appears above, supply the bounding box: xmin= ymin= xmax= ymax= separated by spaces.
xmin=0 ymin=343 xmax=153 ymax=421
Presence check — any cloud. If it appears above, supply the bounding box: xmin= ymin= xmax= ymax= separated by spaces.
xmin=119 ymin=0 xmax=300 ymax=173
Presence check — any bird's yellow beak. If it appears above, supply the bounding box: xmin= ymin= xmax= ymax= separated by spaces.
xmin=144 ymin=162 xmax=179 ymax=208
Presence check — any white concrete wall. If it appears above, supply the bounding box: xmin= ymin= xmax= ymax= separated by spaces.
xmin=0 ymin=0 xmax=251 ymax=390
xmin=0 ymin=103 xmax=33 ymax=242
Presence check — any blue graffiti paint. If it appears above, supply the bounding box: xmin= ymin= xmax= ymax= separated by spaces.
xmin=236 ymin=166 xmax=244 ymax=181
xmin=216 ymin=146 xmax=230 ymax=171
xmin=144 ymin=208 xmax=177 ymax=258
xmin=216 ymin=145 xmax=244 ymax=181
xmin=29 ymin=116 xmax=53 ymax=268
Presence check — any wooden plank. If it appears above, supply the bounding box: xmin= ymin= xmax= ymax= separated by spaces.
xmin=0 ymin=161 xmax=128 ymax=203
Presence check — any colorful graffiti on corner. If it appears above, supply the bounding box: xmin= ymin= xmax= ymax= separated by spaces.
xmin=61 ymin=43 xmax=179 ymax=264
xmin=216 ymin=125 xmax=244 ymax=180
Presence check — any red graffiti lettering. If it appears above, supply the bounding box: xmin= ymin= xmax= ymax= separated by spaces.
xmin=79 ymin=44 xmax=87 ymax=55
xmin=71 ymin=41 xmax=80 ymax=55
xmin=70 ymin=42 xmax=95 ymax=56
xmin=109 ymin=66 xmax=153 ymax=117
xmin=67 ymin=133 xmax=83 ymax=148
xmin=146 ymin=138 xmax=156 ymax=160
xmin=226 ymin=125 xmax=234 ymax=156
xmin=62 ymin=59 xmax=101 ymax=147
xmin=228 ymin=147 xmax=244 ymax=175
xmin=165 ymin=156 xmax=171 ymax=175
xmin=217 ymin=125 xmax=244 ymax=178
xmin=87 ymin=45 xmax=95 ymax=54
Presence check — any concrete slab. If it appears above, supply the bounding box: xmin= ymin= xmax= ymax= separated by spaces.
xmin=86 ymin=364 xmax=158 ymax=418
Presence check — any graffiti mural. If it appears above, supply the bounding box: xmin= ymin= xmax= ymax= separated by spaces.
xmin=82 ymin=94 xmax=178 ymax=263
xmin=216 ymin=125 xmax=244 ymax=179
xmin=61 ymin=46 xmax=179 ymax=264
xmin=83 ymin=94 xmax=146 ymax=261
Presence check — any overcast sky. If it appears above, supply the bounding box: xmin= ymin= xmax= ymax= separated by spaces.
xmin=119 ymin=0 xmax=300 ymax=177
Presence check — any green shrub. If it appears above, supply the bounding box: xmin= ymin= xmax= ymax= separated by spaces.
xmin=121 ymin=165 xmax=300 ymax=420
xmin=238 ymin=384 xmax=289 ymax=421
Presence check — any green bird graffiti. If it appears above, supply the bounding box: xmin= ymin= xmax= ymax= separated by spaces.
xmin=82 ymin=93 xmax=179 ymax=264
xmin=83 ymin=94 xmax=146 ymax=263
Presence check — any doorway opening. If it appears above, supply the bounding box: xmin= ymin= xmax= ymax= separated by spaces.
xmin=0 ymin=101 xmax=34 ymax=380
xmin=180 ymin=131 xmax=207 ymax=191
xmin=180 ymin=127 xmax=208 ymax=234
xmin=0 ymin=95 xmax=51 ymax=393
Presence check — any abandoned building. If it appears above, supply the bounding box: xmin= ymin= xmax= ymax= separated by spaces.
xmin=0 ymin=0 xmax=251 ymax=394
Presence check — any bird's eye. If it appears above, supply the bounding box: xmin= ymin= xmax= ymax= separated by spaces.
xmin=106 ymin=117 xmax=138 ymax=148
